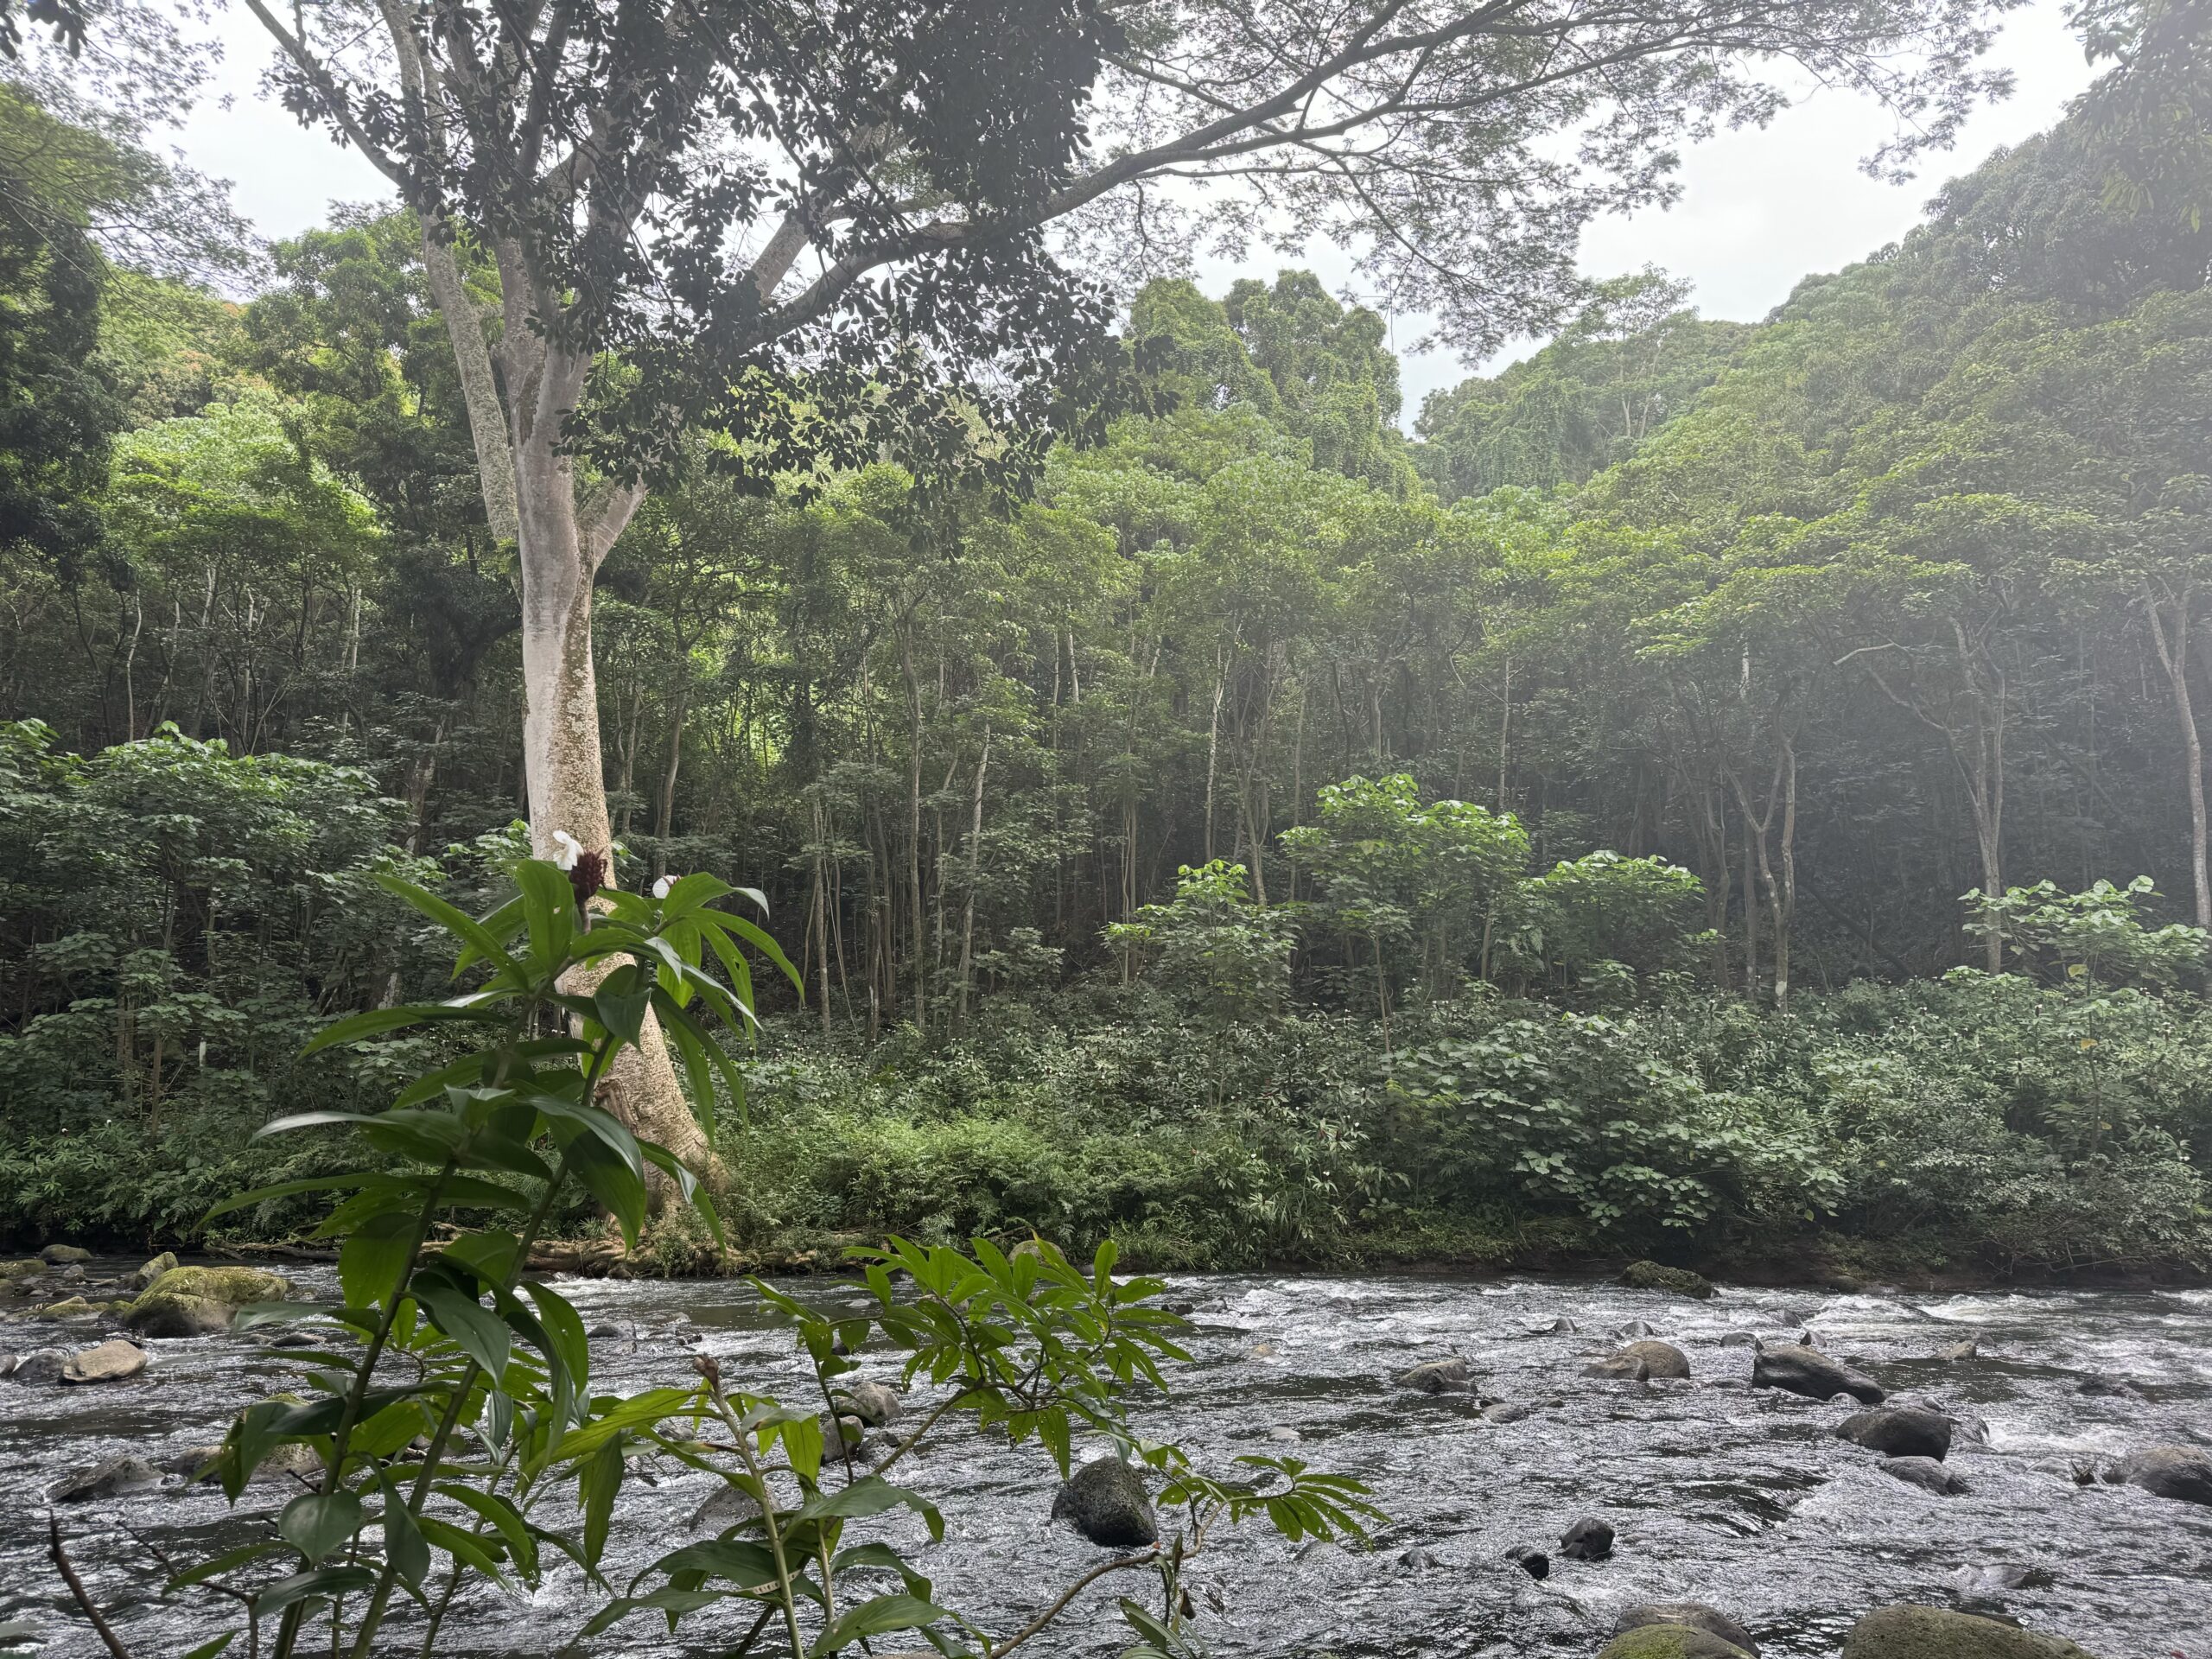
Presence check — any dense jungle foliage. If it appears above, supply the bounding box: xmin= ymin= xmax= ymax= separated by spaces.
xmin=5 ymin=68 xmax=2212 ymax=1276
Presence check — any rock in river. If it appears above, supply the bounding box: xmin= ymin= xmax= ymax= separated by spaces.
xmin=1599 ymin=1627 xmax=1751 ymax=1659
xmin=1621 ymin=1339 xmax=1690 ymax=1379
xmin=1752 ymin=1344 xmax=1885 ymax=1404
xmin=1837 ymin=1407 xmax=1952 ymax=1461
xmin=1503 ymin=1544 xmax=1548 ymax=1580
xmin=41 ymin=1243 xmax=93 ymax=1265
xmin=1558 ymin=1516 xmax=1614 ymax=1560
xmin=124 ymin=1265 xmax=291 ymax=1339
xmin=130 ymin=1251 xmax=178 ymax=1290
xmin=62 ymin=1338 xmax=147 ymax=1384
xmin=836 ymin=1379 xmax=903 ymax=1426
xmin=49 ymin=1455 xmax=162 ymax=1503
xmin=2105 ymin=1445 xmax=2212 ymax=1506
xmin=1586 ymin=1353 xmax=1650 ymax=1381
xmin=1840 ymin=1606 xmax=2104 ymax=1659
xmin=1618 ymin=1261 xmax=1715 ymax=1300
xmin=1398 ymin=1357 xmax=1474 ymax=1394
xmin=1615 ymin=1603 xmax=1758 ymax=1657
xmin=10 ymin=1346 xmax=68 ymax=1385
xmin=1880 ymin=1456 xmax=1968 ymax=1495
xmin=1052 ymin=1456 xmax=1158 ymax=1547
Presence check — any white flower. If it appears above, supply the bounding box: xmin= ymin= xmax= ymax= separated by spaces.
xmin=549 ymin=829 xmax=582 ymax=871
xmin=652 ymin=874 xmax=680 ymax=899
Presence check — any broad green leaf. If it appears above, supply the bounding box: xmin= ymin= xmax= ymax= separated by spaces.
xmin=277 ymin=1490 xmax=365 ymax=1564
xmin=810 ymin=1592 xmax=949 ymax=1656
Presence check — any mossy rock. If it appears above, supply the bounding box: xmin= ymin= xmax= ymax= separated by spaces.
xmin=1599 ymin=1625 xmax=1753 ymax=1659
xmin=124 ymin=1265 xmax=291 ymax=1338
xmin=1619 ymin=1261 xmax=1715 ymax=1300
xmin=1841 ymin=1607 xmax=2104 ymax=1659
xmin=3 ymin=1259 xmax=45 ymax=1280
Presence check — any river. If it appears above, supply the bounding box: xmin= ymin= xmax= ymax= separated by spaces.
xmin=3 ymin=1264 xmax=2209 ymax=1657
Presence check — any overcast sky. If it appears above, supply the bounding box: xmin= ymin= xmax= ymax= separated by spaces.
xmin=175 ymin=1 xmax=2099 ymax=426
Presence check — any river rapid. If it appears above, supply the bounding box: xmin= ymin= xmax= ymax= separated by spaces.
xmin=3 ymin=1264 xmax=2209 ymax=1658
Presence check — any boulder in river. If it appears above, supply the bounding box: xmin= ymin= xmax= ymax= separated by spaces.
xmin=690 ymin=1482 xmax=764 ymax=1532
xmin=1622 ymin=1339 xmax=1690 ymax=1379
xmin=40 ymin=1243 xmax=92 ymax=1265
xmin=130 ymin=1251 xmax=178 ymax=1290
xmin=1840 ymin=1606 xmax=2103 ymax=1659
xmin=1538 ymin=1318 xmax=1578 ymax=1335
xmin=38 ymin=1296 xmax=97 ymax=1318
xmin=49 ymin=1454 xmax=162 ymax=1503
xmin=1615 ymin=1319 xmax=1658 ymax=1339
xmin=2104 ymin=1445 xmax=2212 ymax=1506
xmin=1482 ymin=1401 xmax=1539 ymax=1423
xmin=1751 ymin=1344 xmax=1885 ymax=1404
xmin=1503 ymin=1544 xmax=1548 ymax=1580
xmin=62 ymin=1338 xmax=147 ymax=1384
xmin=1880 ymin=1456 xmax=1968 ymax=1495
xmin=1837 ymin=1407 xmax=1952 ymax=1461
xmin=2075 ymin=1374 xmax=2143 ymax=1401
xmin=1619 ymin=1261 xmax=1715 ymax=1300
xmin=1719 ymin=1331 xmax=1758 ymax=1347
xmin=1398 ymin=1357 xmax=1474 ymax=1394
xmin=124 ymin=1265 xmax=290 ymax=1339
xmin=1585 ymin=1352 xmax=1649 ymax=1381
xmin=11 ymin=1346 xmax=68 ymax=1385
xmin=1557 ymin=1516 xmax=1614 ymax=1560
xmin=836 ymin=1379 xmax=903 ymax=1426
xmin=1599 ymin=1626 xmax=1751 ymax=1659
xmin=1052 ymin=1456 xmax=1158 ymax=1547
xmin=1941 ymin=1339 xmax=1979 ymax=1362
xmin=1614 ymin=1603 xmax=1758 ymax=1657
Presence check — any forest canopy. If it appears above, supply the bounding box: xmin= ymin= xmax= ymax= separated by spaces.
xmin=4 ymin=13 xmax=2212 ymax=1275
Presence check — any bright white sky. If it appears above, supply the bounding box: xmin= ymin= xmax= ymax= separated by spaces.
xmin=175 ymin=0 xmax=2098 ymax=425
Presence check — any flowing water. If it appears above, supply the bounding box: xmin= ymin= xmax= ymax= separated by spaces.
xmin=4 ymin=1263 xmax=2210 ymax=1657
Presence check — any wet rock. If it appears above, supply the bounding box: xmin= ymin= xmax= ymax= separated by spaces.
xmin=588 ymin=1322 xmax=624 ymax=1339
xmin=1052 ymin=1456 xmax=1158 ymax=1547
xmin=1615 ymin=1319 xmax=1658 ymax=1339
xmin=1838 ymin=1407 xmax=1953 ymax=1461
xmin=1540 ymin=1318 xmax=1578 ymax=1335
xmin=1618 ymin=1261 xmax=1714 ymax=1300
xmin=836 ymin=1379 xmax=903 ymax=1426
xmin=3 ymin=1258 xmax=44 ymax=1280
xmin=40 ymin=1243 xmax=92 ymax=1265
xmin=0 ymin=1354 xmax=14 ymax=1377
xmin=38 ymin=1297 xmax=97 ymax=1318
xmin=1398 ymin=1357 xmax=1474 ymax=1394
xmin=1751 ymin=1344 xmax=1885 ymax=1404
xmin=1398 ymin=1547 xmax=1442 ymax=1570
xmin=1557 ymin=1516 xmax=1614 ymax=1560
xmin=2075 ymin=1374 xmax=2143 ymax=1401
xmin=1881 ymin=1456 xmax=1968 ymax=1495
xmin=690 ymin=1482 xmax=764 ymax=1531
xmin=1585 ymin=1353 xmax=1649 ymax=1381
xmin=124 ymin=1265 xmax=290 ymax=1339
xmin=1503 ymin=1544 xmax=1549 ymax=1580
xmin=130 ymin=1251 xmax=178 ymax=1291
xmin=1482 ymin=1401 xmax=1539 ymax=1423
xmin=10 ymin=1346 xmax=68 ymax=1385
xmin=49 ymin=1454 xmax=162 ymax=1503
xmin=1840 ymin=1606 xmax=2103 ymax=1659
xmin=1599 ymin=1628 xmax=1753 ymax=1659
xmin=1615 ymin=1603 xmax=1758 ymax=1657
xmin=1622 ymin=1339 xmax=1690 ymax=1379
xmin=61 ymin=1338 xmax=147 ymax=1384
xmin=1719 ymin=1332 xmax=1758 ymax=1347
xmin=2105 ymin=1445 xmax=2212 ymax=1506
xmin=1941 ymin=1339 xmax=1979 ymax=1362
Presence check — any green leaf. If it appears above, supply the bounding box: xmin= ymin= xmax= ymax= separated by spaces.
xmin=277 ymin=1490 xmax=365 ymax=1565
xmin=163 ymin=1541 xmax=292 ymax=1593
xmin=579 ymin=1587 xmax=729 ymax=1638
xmin=252 ymin=1565 xmax=378 ymax=1616
xmin=377 ymin=1471 xmax=431 ymax=1591
xmin=376 ymin=870 xmax=527 ymax=987
xmin=416 ymin=1279 xmax=511 ymax=1384
xmin=299 ymin=998 xmax=505 ymax=1057
xmin=340 ymin=1207 xmax=420 ymax=1312
xmin=580 ymin=1433 xmax=625 ymax=1569
xmin=551 ymin=1387 xmax=699 ymax=1461
xmin=810 ymin=1592 xmax=949 ymax=1656
xmin=416 ymin=1514 xmax=511 ymax=1587
xmin=554 ymin=1118 xmax=647 ymax=1249
xmin=434 ymin=1484 xmax=539 ymax=1580
xmin=182 ymin=1636 xmax=237 ymax=1659
xmin=513 ymin=858 xmax=578 ymax=967
xmin=524 ymin=1281 xmax=590 ymax=1440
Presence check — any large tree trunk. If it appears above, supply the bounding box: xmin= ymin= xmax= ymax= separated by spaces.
xmin=2144 ymin=582 xmax=2210 ymax=929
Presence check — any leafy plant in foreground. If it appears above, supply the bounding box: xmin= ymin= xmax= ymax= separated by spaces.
xmin=48 ymin=857 xmax=1380 ymax=1658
